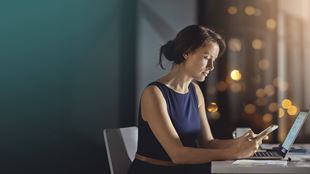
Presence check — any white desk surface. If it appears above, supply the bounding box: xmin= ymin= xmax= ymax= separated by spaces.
xmin=212 ymin=144 xmax=310 ymax=174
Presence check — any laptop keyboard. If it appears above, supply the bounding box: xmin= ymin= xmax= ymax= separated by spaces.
xmin=253 ymin=151 xmax=280 ymax=157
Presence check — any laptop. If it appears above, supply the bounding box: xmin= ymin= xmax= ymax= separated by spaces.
xmin=249 ymin=109 xmax=309 ymax=160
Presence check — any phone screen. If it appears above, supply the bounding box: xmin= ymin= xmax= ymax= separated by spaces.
xmin=256 ymin=125 xmax=278 ymax=139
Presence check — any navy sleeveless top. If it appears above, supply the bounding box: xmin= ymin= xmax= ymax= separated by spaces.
xmin=136 ymin=81 xmax=201 ymax=161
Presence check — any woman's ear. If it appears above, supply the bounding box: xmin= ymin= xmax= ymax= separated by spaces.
xmin=183 ymin=52 xmax=189 ymax=60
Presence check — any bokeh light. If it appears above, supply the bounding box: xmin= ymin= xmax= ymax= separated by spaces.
xmin=281 ymin=99 xmax=292 ymax=109
xmin=256 ymin=88 xmax=265 ymax=98
xmin=264 ymin=85 xmax=275 ymax=96
xmin=278 ymin=108 xmax=285 ymax=118
xmin=258 ymin=58 xmax=270 ymax=71
xmin=266 ymin=18 xmax=277 ymax=30
xmin=244 ymin=6 xmax=256 ymax=16
xmin=244 ymin=104 xmax=256 ymax=114
xmin=278 ymin=80 xmax=289 ymax=92
xmin=228 ymin=38 xmax=242 ymax=52
xmin=230 ymin=70 xmax=242 ymax=81
xmin=252 ymin=39 xmax=263 ymax=50
xmin=268 ymin=102 xmax=278 ymax=113
xmin=207 ymin=102 xmax=218 ymax=112
xmin=287 ymin=105 xmax=298 ymax=116
xmin=263 ymin=113 xmax=273 ymax=123
xmin=227 ymin=6 xmax=238 ymax=15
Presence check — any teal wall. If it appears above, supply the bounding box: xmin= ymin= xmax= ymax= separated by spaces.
xmin=0 ymin=0 xmax=136 ymax=173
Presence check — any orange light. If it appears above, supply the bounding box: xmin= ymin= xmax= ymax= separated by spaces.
xmin=287 ymin=105 xmax=298 ymax=116
xmin=244 ymin=104 xmax=256 ymax=114
xmin=263 ymin=113 xmax=273 ymax=123
xmin=207 ymin=102 xmax=218 ymax=112
xmin=281 ymin=99 xmax=292 ymax=109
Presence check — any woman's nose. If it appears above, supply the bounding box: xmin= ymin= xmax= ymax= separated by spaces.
xmin=206 ymin=60 xmax=214 ymax=71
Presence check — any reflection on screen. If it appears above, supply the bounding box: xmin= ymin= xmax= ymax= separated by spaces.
xmin=282 ymin=111 xmax=309 ymax=150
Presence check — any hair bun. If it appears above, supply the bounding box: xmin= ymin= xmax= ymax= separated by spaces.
xmin=161 ymin=40 xmax=175 ymax=61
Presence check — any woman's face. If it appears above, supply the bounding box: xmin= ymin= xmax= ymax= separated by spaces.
xmin=184 ymin=41 xmax=220 ymax=82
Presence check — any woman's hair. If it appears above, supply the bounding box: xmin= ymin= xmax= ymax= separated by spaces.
xmin=159 ymin=25 xmax=226 ymax=69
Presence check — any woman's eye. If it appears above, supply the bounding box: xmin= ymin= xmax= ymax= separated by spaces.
xmin=204 ymin=56 xmax=211 ymax=60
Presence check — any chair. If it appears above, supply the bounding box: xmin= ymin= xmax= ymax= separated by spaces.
xmin=103 ymin=126 xmax=138 ymax=174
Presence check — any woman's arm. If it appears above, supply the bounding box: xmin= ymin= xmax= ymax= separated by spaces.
xmin=141 ymin=85 xmax=258 ymax=164
xmin=192 ymin=83 xmax=256 ymax=149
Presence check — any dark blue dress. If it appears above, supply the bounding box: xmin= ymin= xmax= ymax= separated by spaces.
xmin=127 ymin=82 xmax=211 ymax=174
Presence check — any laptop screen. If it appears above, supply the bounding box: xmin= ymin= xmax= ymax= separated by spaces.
xmin=282 ymin=110 xmax=309 ymax=150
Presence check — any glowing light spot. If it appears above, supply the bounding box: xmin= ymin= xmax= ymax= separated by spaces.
xmin=278 ymin=80 xmax=289 ymax=92
xmin=230 ymin=70 xmax=242 ymax=81
xmin=264 ymin=85 xmax=275 ymax=96
xmin=287 ymin=105 xmax=298 ymax=116
xmin=244 ymin=6 xmax=256 ymax=16
xmin=282 ymin=99 xmax=292 ymax=109
xmin=228 ymin=38 xmax=242 ymax=52
xmin=244 ymin=104 xmax=256 ymax=114
xmin=227 ymin=6 xmax=238 ymax=15
xmin=252 ymin=39 xmax=264 ymax=50
xmin=266 ymin=18 xmax=277 ymax=30
xmin=207 ymin=102 xmax=218 ymax=112
xmin=278 ymin=108 xmax=285 ymax=118
xmin=263 ymin=113 xmax=273 ymax=123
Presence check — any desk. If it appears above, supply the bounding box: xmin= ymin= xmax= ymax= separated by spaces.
xmin=212 ymin=144 xmax=310 ymax=173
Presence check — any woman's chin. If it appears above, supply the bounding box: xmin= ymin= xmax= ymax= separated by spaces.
xmin=196 ymin=76 xmax=207 ymax=82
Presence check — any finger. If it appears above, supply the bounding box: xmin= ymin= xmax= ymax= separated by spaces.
xmin=242 ymin=129 xmax=253 ymax=137
xmin=256 ymin=143 xmax=260 ymax=150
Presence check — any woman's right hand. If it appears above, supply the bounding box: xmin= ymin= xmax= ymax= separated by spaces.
xmin=232 ymin=129 xmax=260 ymax=159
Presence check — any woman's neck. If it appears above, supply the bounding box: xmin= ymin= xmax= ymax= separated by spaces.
xmin=157 ymin=64 xmax=192 ymax=94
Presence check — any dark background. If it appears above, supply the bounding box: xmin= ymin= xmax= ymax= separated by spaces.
xmin=1 ymin=0 xmax=136 ymax=173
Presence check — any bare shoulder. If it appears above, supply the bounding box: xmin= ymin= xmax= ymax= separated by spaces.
xmin=141 ymin=85 xmax=164 ymax=102
xmin=141 ymin=85 xmax=167 ymax=121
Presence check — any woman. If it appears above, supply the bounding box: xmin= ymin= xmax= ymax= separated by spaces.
xmin=127 ymin=25 xmax=263 ymax=174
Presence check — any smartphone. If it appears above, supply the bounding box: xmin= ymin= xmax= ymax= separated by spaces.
xmin=255 ymin=124 xmax=278 ymax=139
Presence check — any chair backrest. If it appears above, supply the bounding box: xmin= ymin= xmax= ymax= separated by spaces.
xmin=103 ymin=126 xmax=138 ymax=174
